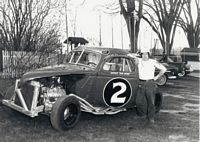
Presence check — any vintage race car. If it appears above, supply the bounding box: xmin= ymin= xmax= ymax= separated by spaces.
xmin=2 ymin=46 xmax=163 ymax=131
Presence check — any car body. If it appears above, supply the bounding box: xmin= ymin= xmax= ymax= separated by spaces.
xmin=2 ymin=46 xmax=163 ymax=131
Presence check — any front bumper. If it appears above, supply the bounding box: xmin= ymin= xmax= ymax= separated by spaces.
xmin=185 ymin=67 xmax=194 ymax=74
xmin=2 ymin=80 xmax=44 ymax=117
xmin=165 ymin=71 xmax=177 ymax=79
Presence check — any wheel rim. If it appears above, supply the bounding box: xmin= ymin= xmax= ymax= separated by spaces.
xmin=63 ymin=104 xmax=79 ymax=126
xmin=178 ymin=71 xmax=185 ymax=77
xmin=157 ymin=75 xmax=167 ymax=86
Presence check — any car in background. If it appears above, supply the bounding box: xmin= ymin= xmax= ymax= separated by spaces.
xmin=154 ymin=55 xmax=193 ymax=77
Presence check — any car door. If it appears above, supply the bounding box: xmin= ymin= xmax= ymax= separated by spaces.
xmin=92 ymin=55 xmax=139 ymax=108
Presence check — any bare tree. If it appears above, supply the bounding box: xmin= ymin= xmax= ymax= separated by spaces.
xmin=178 ymin=0 xmax=200 ymax=48
xmin=119 ymin=0 xmax=144 ymax=53
xmin=142 ymin=0 xmax=185 ymax=55
xmin=0 ymin=0 xmax=62 ymax=77
xmin=97 ymin=0 xmax=143 ymax=52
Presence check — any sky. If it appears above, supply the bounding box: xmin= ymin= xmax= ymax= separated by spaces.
xmin=58 ymin=0 xmax=196 ymax=53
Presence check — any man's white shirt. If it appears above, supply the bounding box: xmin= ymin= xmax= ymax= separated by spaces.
xmin=138 ymin=58 xmax=166 ymax=80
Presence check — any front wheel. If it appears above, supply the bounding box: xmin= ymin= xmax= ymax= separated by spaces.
xmin=178 ymin=70 xmax=186 ymax=77
xmin=50 ymin=95 xmax=81 ymax=131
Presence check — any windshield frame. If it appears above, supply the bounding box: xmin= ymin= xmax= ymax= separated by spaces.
xmin=66 ymin=49 xmax=102 ymax=69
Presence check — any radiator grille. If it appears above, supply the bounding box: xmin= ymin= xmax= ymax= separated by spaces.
xmin=14 ymin=83 xmax=35 ymax=110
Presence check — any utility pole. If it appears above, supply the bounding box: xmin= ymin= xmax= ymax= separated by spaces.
xmin=121 ymin=15 xmax=124 ymax=49
xmin=133 ymin=11 xmax=138 ymax=53
xmin=65 ymin=0 xmax=69 ymax=52
xmin=73 ymin=8 xmax=77 ymax=37
xmin=150 ymin=17 xmax=153 ymax=50
xmin=99 ymin=12 xmax=102 ymax=46
xmin=111 ymin=15 xmax=114 ymax=48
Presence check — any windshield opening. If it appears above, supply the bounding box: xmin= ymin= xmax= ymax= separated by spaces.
xmin=65 ymin=50 xmax=101 ymax=68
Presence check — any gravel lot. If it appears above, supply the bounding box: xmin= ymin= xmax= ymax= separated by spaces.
xmin=0 ymin=74 xmax=199 ymax=142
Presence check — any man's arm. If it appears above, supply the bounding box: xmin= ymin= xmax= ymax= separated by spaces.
xmin=154 ymin=61 xmax=167 ymax=81
xmin=127 ymin=53 xmax=139 ymax=65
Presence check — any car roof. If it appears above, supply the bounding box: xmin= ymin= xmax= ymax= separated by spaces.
xmin=74 ymin=46 xmax=129 ymax=55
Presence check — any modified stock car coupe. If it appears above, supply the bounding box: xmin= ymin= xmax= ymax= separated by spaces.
xmin=2 ymin=46 xmax=163 ymax=131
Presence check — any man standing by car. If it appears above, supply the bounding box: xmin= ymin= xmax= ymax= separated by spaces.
xmin=128 ymin=48 xmax=167 ymax=124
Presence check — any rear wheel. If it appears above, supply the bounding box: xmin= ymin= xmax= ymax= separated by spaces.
xmin=0 ymin=91 xmax=4 ymax=106
xmin=50 ymin=95 xmax=81 ymax=131
xmin=155 ymin=91 xmax=163 ymax=113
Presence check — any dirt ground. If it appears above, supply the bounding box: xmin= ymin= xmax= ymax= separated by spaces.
xmin=0 ymin=75 xmax=199 ymax=142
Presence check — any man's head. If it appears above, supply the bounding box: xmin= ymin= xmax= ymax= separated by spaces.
xmin=140 ymin=48 xmax=150 ymax=61
xmin=87 ymin=53 xmax=98 ymax=65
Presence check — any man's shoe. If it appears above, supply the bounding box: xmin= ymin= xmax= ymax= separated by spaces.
xmin=143 ymin=119 xmax=155 ymax=127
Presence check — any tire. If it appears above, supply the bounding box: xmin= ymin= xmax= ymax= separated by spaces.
xmin=154 ymin=91 xmax=163 ymax=113
xmin=156 ymin=74 xmax=167 ymax=86
xmin=178 ymin=70 xmax=186 ymax=77
xmin=50 ymin=95 xmax=81 ymax=131
xmin=0 ymin=91 xmax=4 ymax=106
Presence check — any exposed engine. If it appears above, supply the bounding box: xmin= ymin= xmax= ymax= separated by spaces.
xmin=35 ymin=76 xmax=66 ymax=112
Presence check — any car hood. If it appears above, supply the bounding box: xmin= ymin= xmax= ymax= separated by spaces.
xmin=21 ymin=64 xmax=94 ymax=82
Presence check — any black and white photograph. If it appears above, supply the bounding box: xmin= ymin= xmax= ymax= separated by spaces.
xmin=0 ymin=0 xmax=199 ymax=141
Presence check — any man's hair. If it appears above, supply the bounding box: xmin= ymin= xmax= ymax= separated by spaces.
xmin=140 ymin=52 xmax=151 ymax=58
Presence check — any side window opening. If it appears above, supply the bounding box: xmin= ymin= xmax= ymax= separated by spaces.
xmin=103 ymin=57 xmax=135 ymax=73
xmin=124 ymin=58 xmax=134 ymax=72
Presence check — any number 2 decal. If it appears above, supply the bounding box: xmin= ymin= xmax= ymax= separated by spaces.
xmin=103 ymin=78 xmax=132 ymax=107
xmin=111 ymin=82 xmax=126 ymax=103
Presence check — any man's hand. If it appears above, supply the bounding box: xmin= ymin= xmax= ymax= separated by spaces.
xmin=127 ymin=53 xmax=139 ymax=64
xmin=153 ymin=76 xmax=159 ymax=81
xmin=154 ymin=69 xmax=166 ymax=81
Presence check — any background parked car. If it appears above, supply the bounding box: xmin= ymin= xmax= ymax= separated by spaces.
xmin=154 ymin=55 xmax=193 ymax=77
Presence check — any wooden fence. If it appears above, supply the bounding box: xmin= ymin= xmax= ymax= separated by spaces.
xmin=0 ymin=50 xmax=61 ymax=78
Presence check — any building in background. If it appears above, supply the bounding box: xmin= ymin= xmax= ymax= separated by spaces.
xmin=181 ymin=48 xmax=200 ymax=71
